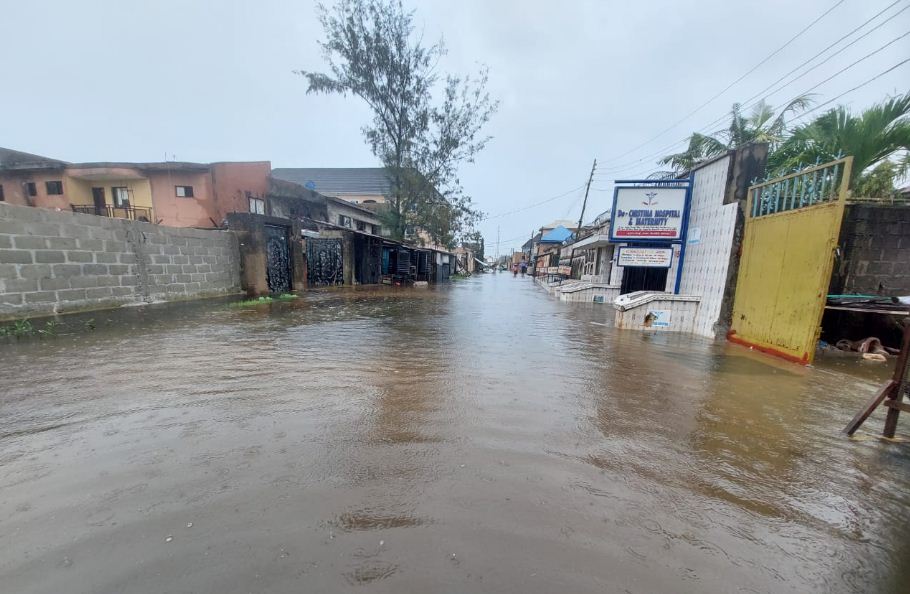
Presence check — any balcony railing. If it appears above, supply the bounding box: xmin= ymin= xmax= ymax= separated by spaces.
xmin=71 ymin=204 xmax=154 ymax=222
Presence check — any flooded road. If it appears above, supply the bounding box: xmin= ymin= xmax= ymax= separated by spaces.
xmin=1 ymin=273 xmax=908 ymax=593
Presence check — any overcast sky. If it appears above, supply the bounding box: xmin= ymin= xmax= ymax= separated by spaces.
xmin=3 ymin=0 xmax=908 ymax=251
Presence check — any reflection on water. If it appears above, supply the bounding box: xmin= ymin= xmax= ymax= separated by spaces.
xmin=0 ymin=275 xmax=907 ymax=594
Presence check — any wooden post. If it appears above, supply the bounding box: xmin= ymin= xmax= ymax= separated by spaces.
xmin=843 ymin=317 xmax=910 ymax=437
xmin=883 ymin=318 xmax=910 ymax=438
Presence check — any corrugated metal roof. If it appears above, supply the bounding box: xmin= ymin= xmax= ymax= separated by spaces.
xmin=540 ymin=226 xmax=573 ymax=243
xmin=271 ymin=167 xmax=391 ymax=196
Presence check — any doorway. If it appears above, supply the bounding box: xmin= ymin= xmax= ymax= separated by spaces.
xmin=620 ymin=266 xmax=668 ymax=294
xmin=91 ymin=187 xmax=106 ymax=215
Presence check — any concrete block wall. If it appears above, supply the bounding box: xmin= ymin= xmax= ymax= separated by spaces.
xmin=0 ymin=202 xmax=241 ymax=320
xmin=832 ymin=204 xmax=910 ymax=296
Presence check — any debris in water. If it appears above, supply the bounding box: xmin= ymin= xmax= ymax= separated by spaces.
xmin=186 ymin=522 xmax=193 ymax=528
xmin=165 ymin=535 xmax=173 ymax=543
xmin=379 ymin=540 xmax=384 ymax=547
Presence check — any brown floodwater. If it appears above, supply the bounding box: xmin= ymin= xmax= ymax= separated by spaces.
xmin=1 ymin=274 xmax=908 ymax=593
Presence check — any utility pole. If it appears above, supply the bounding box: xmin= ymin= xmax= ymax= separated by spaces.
xmin=496 ymin=225 xmax=500 ymax=267
xmin=576 ymin=159 xmax=597 ymax=237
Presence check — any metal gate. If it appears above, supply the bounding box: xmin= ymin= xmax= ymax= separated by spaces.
xmin=265 ymin=224 xmax=291 ymax=293
xmin=728 ymin=157 xmax=852 ymax=364
xmin=307 ymin=238 xmax=343 ymax=286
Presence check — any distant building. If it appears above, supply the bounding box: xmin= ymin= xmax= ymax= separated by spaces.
xmin=0 ymin=147 xmax=269 ymax=228
xmin=271 ymin=167 xmax=449 ymax=250
xmin=533 ymin=225 xmax=574 ymax=274
xmin=270 ymin=167 xmax=391 ymax=205
xmin=454 ymin=244 xmax=486 ymax=274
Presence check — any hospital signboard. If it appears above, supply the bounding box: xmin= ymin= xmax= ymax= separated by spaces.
xmin=610 ymin=186 xmax=687 ymax=241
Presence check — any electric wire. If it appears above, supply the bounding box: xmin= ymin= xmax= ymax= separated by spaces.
xmin=594 ymin=26 xmax=910 ymax=178
xmin=594 ymin=0 xmax=906 ymax=175
xmin=597 ymin=0 xmax=848 ymax=166
xmin=480 ymin=183 xmax=587 ymax=221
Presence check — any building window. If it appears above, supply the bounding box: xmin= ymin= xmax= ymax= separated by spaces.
xmin=356 ymin=220 xmax=366 ymax=231
xmin=112 ymin=187 xmax=131 ymax=208
xmin=338 ymin=214 xmax=352 ymax=228
xmin=249 ymin=197 xmax=265 ymax=215
xmin=45 ymin=180 xmax=64 ymax=195
xmin=175 ymin=185 xmax=194 ymax=198
xmin=26 ymin=182 xmax=37 ymax=196
xmin=372 ymin=225 xmax=380 ymax=235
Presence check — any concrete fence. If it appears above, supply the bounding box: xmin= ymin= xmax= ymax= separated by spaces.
xmin=0 ymin=202 xmax=241 ymax=320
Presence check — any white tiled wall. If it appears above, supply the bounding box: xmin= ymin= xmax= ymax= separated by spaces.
xmin=614 ymin=297 xmax=700 ymax=333
xmin=678 ymin=155 xmax=738 ymax=338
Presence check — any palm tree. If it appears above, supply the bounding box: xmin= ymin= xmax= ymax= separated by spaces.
xmin=768 ymin=92 xmax=910 ymax=188
xmin=658 ymin=96 xmax=813 ymax=174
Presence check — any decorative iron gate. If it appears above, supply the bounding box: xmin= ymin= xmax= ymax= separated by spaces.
xmin=396 ymin=249 xmax=411 ymax=276
xmin=728 ymin=157 xmax=852 ymax=364
xmin=307 ymin=238 xmax=343 ymax=286
xmin=265 ymin=224 xmax=291 ymax=294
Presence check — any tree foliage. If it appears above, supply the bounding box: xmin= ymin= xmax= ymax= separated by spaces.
xmin=768 ymin=92 xmax=910 ymax=187
xmin=298 ymin=0 xmax=498 ymax=247
xmin=659 ymin=91 xmax=910 ymax=197
xmin=461 ymin=230 xmax=484 ymax=260
xmin=658 ymin=97 xmax=812 ymax=174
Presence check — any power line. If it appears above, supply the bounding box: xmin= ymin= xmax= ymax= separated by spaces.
xmin=788 ymin=57 xmax=910 ymax=121
xmin=597 ymin=0 xmax=847 ymax=166
xmin=710 ymin=1 xmax=908 ymax=129
xmin=654 ymin=27 xmax=910 ymax=160
xmin=773 ymin=29 xmax=910 ymax=110
xmin=480 ymin=183 xmax=587 ymax=221
xmin=595 ymin=21 xmax=910 ymax=177
xmin=496 ymin=231 xmax=536 ymax=244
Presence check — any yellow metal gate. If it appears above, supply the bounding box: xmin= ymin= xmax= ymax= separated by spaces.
xmin=729 ymin=157 xmax=852 ymax=364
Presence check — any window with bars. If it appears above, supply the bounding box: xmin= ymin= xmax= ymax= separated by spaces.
xmin=175 ymin=185 xmax=194 ymax=198
xmin=45 ymin=180 xmax=64 ymax=195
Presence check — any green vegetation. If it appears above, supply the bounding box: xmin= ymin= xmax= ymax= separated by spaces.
xmin=661 ymin=91 xmax=910 ymax=197
xmin=0 ymin=318 xmax=62 ymax=339
xmin=659 ymin=96 xmax=812 ymax=173
xmin=768 ymin=93 xmax=910 ymax=192
xmin=230 ymin=294 xmax=298 ymax=307
xmin=298 ymin=0 xmax=498 ymax=248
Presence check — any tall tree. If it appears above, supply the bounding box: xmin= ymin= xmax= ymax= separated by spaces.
xmin=461 ymin=229 xmax=485 ymax=260
xmin=298 ymin=0 xmax=498 ymax=246
xmin=658 ymin=97 xmax=812 ymax=174
xmin=768 ymin=92 xmax=910 ymax=190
